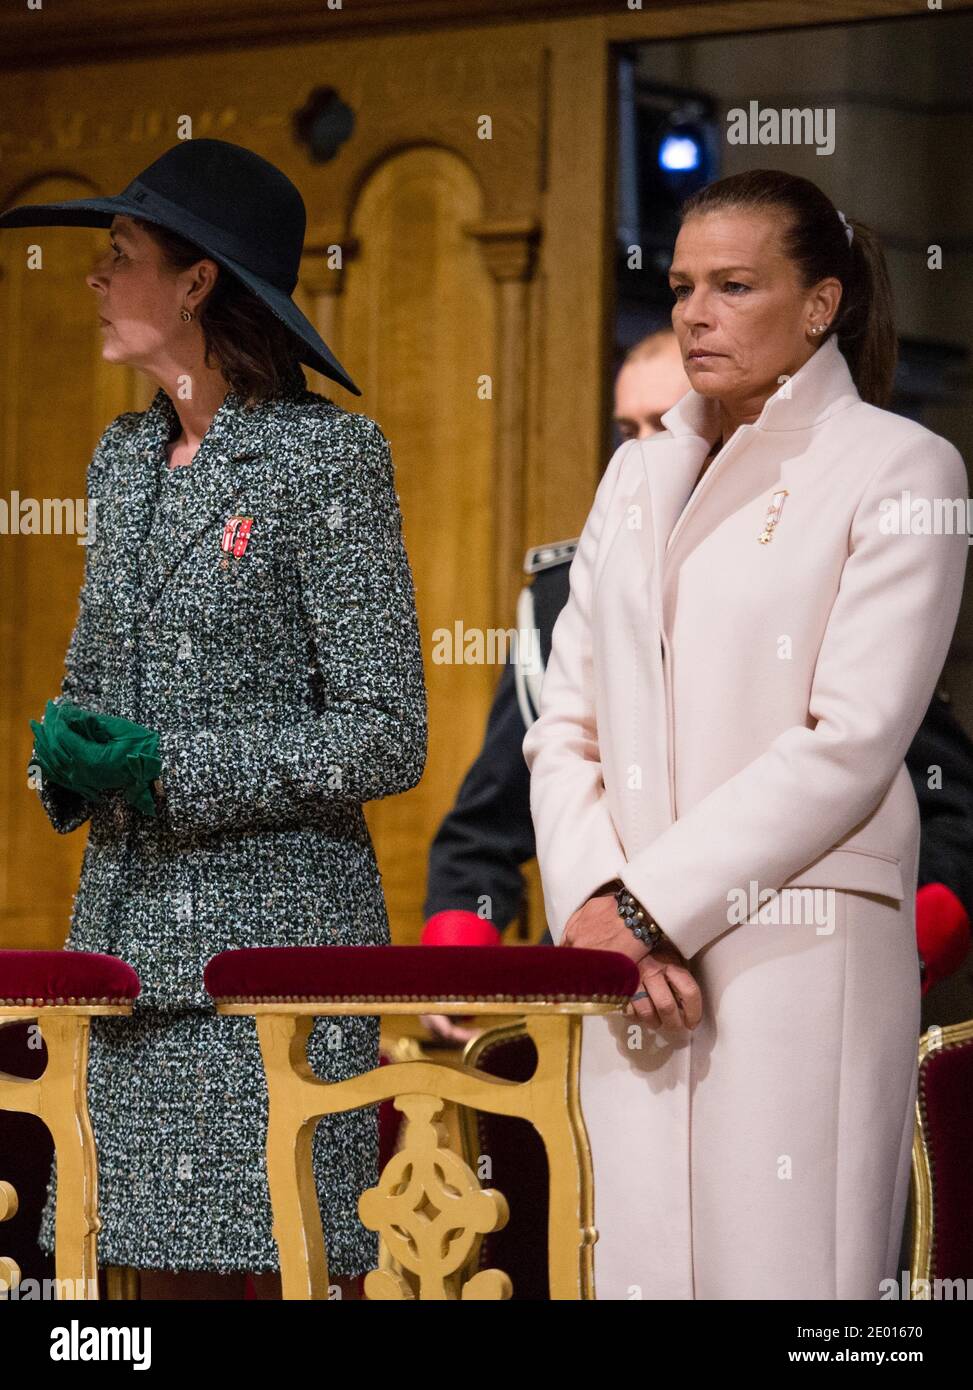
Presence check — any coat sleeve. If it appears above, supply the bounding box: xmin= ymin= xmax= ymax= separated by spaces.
xmin=621 ymin=434 xmax=970 ymax=960
xmin=156 ymin=416 xmax=428 ymax=839
xmin=30 ymin=430 xmax=118 ymax=834
xmin=521 ymin=442 xmax=635 ymax=942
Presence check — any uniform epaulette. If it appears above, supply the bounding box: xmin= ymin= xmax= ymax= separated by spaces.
xmin=523 ymin=537 xmax=580 ymax=575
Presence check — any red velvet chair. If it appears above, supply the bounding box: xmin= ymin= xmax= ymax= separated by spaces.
xmin=205 ymin=944 xmax=638 ymax=1300
xmin=911 ymin=1017 xmax=973 ymax=1293
xmin=0 ymin=951 xmax=139 ymax=1300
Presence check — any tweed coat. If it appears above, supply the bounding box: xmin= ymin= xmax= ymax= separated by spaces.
xmin=523 ymin=335 xmax=969 ymax=1298
xmin=31 ymin=359 xmax=427 ymax=1272
xmin=34 ymin=359 xmax=426 ymax=1004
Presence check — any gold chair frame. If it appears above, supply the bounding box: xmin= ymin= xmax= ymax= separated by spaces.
xmin=0 ymin=1003 xmax=133 ymax=1300
xmin=910 ymin=1015 xmax=973 ymax=1293
xmin=215 ymin=996 xmax=625 ymax=1300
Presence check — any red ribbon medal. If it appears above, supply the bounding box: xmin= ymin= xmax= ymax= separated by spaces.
xmin=221 ymin=516 xmax=253 ymax=558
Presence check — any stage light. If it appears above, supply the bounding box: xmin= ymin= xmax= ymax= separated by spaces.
xmin=659 ymin=131 xmax=702 ymax=173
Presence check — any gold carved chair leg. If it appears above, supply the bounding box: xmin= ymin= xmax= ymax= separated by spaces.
xmin=0 ymin=952 xmax=138 ymax=1303
xmin=0 ymin=1012 xmax=100 ymax=1299
xmin=105 ymin=1265 xmax=140 ymax=1299
xmin=40 ymin=1014 xmax=101 ymax=1299
xmin=522 ymin=1014 xmax=597 ymax=1299
xmin=255 ymin=1014 xmax=332 ymax=1300
xmin=1 ymin=1178 xmax=20 ymax=1296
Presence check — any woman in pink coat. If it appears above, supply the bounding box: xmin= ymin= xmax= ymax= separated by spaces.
xmin=523 ymin=169 xmax=969 ymax=1300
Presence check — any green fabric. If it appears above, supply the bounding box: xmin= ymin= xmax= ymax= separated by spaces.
xmin=30 ymin=700 xmax=161 ymax=817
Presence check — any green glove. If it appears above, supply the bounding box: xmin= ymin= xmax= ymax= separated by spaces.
xmin=65 ymin=705 xmax=162 ymax=817
xmin=29 ymin=700 xmax=162 ymax=817
xmin=30 ymin=708 xmax=89 ymax=799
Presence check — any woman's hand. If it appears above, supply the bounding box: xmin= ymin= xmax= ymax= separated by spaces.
xmin=29 ymin=700 xmax=161 ymax=814
xmin=624 ymin=940 xmax=703 ymax=1040
xmin=419 ymin=1013 xmax=480 ymax=1045
xmin=561 ymin=885 xmax=703 ymax=1039
xmin=561 ymin=883 xmax=653 ymax=963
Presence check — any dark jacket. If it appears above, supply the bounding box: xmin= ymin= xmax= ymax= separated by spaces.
xmin=906 ymin=687 xmax=973 ymax=906
xmin=32 ymin=363 xmax=427 ymax=1008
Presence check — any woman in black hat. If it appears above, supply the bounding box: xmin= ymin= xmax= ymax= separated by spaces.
xmin=3 ymin=140 xmax=427 ymax=1298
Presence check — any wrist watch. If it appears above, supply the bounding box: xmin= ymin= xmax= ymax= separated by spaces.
xmin=614 ymin=884 xmax=665 ymax=953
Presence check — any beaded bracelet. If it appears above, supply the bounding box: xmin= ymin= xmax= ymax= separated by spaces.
xmin=614 ymin=885 xmax=665 ymax=952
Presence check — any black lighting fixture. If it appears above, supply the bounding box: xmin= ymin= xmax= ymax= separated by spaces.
xmin=616 ymin=50 xmax=720 ymax=318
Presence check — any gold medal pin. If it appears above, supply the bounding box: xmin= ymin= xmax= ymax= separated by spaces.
xmin=758 ymin=490 xmax=788 ymax=544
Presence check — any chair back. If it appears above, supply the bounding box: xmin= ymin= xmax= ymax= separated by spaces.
xmin=912 ymin=1018 xmax=973 ymax=1286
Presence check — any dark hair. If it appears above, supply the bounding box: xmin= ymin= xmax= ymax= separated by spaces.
xmin=679 ymin=170 xmax=897 ymax=408
xmin=134 ymin=216 xmax=304 ymax=406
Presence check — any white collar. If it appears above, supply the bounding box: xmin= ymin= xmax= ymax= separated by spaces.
xmin=659 ymin=335 xmax=861 ymax=441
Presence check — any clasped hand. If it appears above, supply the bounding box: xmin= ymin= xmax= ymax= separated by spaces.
xmin=29 ymin=699 xmax=162 ymax=817
xmin=561 ymin=887 xmax=703 ymax=1039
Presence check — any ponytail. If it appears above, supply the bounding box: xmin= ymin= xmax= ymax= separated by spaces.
xmin=833 ymin=218 xmax=897 ymax=408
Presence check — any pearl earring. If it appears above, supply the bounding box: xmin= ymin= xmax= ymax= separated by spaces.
xmin=810 ymin=323 xmax=828 ymax=335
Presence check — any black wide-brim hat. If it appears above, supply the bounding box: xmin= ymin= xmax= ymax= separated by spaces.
xmin=0 ymin=138 xmax=361 ymax=396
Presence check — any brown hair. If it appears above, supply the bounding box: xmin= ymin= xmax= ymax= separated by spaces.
xmin=679 ymin=170 xmax=897 ymax=408
xmin=134 ymin=216 xmax=304 ymax=406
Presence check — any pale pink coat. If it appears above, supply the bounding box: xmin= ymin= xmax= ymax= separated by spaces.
xmin=522 ymin=335 xmax=969 ymax=1298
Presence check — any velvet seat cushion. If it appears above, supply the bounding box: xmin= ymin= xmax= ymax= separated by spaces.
xmin=0 ymin=950 xmax=140 ymax=1006
xmin=204 ymin=945 xmax=639 ymax=1004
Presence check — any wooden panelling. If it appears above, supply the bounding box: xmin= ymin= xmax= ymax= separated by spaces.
xmin=0 ymin=185 xmax=139 ymax=947
xmin=0 ymin=0 xmax=944 ymax=72
xmin=342 ymin=146 xmax=496 ymax=933
xmin=0 ymin=0 xmax=628 ymax=70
